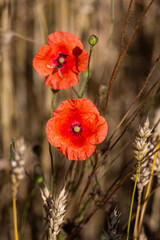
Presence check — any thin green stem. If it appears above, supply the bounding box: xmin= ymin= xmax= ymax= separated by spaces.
xmin=49 ymin=143 xmax=54 ymax=194
xmin=80 ymin=46 xmax=93 ymax=97
xmin=126 ymin=161 xmax=140 ymax=240
xmin=51 ymin=91 xmax=56 ymax=117
xmin=89 ymin=157 xmax=94 ymax=167
xmin=72 ymin=86 xmax=81 ymax=98
xmin=95 ymin=175 xmax=101 ymax=187
xmin=90 ymin=157 xmax=100 ymax=187
xmin=49 ymin=90 xmax=57 ymax=193
xmin=19 ymin=188 xmax=35 ymax=240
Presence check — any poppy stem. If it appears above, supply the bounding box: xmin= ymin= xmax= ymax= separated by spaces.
xmin=80 ymin=46 xmax=93 ymax=97
xmin=51 ymin=90 xmax=58 ymax=116
xmin=72 ymin=86 xmax=81 ymax=98
xmin=49 ymin=143 xmax=54 ymax=193
xmin=49 ymin=90 xmax=57 ymax=193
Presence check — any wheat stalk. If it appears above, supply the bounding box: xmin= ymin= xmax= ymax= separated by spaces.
xmin=127 ymin=119 xmax=151 ymax=240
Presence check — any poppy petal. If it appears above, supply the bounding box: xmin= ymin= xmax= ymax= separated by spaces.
xmin=82 ymin=115 xmax=108 ymax=145
xmin=46 ymin=113 xmax=95 ymax=161
xmin=58 ymin=142 xmax=96 ymax=161
xmin=33 ymin=45 xmax=56 ymax=76
xmin=46 ymin=118 xmax=64 ymax=147
xmin=45 ymin=69 xmax=78 ymax=89
xmin=33 ymin=31 xmax=89 ymax=90
xmin=72 ymin=50 xmax=89 ymax=73
xmin=48 ymin=31 xmax=83 ymax=53
xmin=46 ymin=98 xmax=108 ymax=161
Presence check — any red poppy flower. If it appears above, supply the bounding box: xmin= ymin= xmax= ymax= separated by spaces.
xmin=46 ymin=98 xmax=108 ymax=160
xmin=33 ymin=31 xmax=89 ymax=89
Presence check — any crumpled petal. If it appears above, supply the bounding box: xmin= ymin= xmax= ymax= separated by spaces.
xmin=58 ymin=143 xmax=96 ymax=161
xmin=45 ymin=69 xmax=78 ymax=89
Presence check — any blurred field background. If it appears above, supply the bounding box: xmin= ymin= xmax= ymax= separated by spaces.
xmin=0 ymin=0 xmax=160 ymax=239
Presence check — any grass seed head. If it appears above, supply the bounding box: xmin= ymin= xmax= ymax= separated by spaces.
xmin=10 ymin=138 xmax=26 ymax=197
xmin=41 ymin=186 xmax=68 ymax=238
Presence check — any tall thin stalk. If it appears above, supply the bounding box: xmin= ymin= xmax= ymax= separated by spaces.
xmin=49 ymin=91 xmax=58 ymax=193
xmin=106 ymin=0 xmax=115 ymax=51
xmin=133 ymin=189 xmax=142 ymax=239
xmin=10 ymin=138 xmax=26 ymax=240
xmin=126 ymin=161 xmax=140 ymax=240
xmin=12 ymin=195 xmax=19 ymax=240
xmin=138 ymin=136 xmax=160 ymax=233
xmin=103 ymin=0 xmax=155 ymax=115
xmin=80 ymin=45 xmax=93 ymax=97
xmin=126 ymin=119 xmax=151 ymax=240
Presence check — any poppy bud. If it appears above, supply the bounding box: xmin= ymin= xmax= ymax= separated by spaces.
xmin=88 ymin=35 xmax=98 ymax=47
xmin=98 ymin=84 xmax=108 ymax=96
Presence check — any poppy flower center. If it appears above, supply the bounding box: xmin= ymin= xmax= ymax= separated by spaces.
xmin=57 ymin=53 xmax=68 ymax=66
xmin=70 ymin=121 xmax=82 ymax=136
xmin=58 ymin=56 xmax=65 ymax=64
xmin=73 ymin=126 xmax=80 ymax=133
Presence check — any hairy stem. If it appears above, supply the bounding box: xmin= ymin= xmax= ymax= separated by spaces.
xmin=49 ymin=91 xmax=57 ymax=193
xmin=80 ymin=46 xmax=93 ymax=97
xmin=72 ymin=86 xmax=81 ymax=98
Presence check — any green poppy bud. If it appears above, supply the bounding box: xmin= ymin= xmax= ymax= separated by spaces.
xmin=88 ymin=35 xmax=98 ymax=47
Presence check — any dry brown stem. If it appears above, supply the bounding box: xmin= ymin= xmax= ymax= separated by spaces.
xmin=103 ymin=0 xmax=155 ymax=115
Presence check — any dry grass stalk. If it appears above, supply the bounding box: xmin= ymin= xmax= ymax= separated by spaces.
xmin=1 ymin=1 xmax=14 ymax=157
xmin=153 ymin=156 xmax=160 ymax=184
xmin=10 ymin=137 xmax=26 ymax=240
xmin=138 ymin=136 xmax=160 ymax=235
xmin=103 ymin=0 xmax=156 ymax=115
xmin=41 ymin=186 xmax=68 ymax=240
xmin=130 ymin=118 xmax=152 ymax=240
xmin=149 ymin=135 xmax=160 ymax=184
xmin=132 ymin=120 xmax=160 ymax=239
